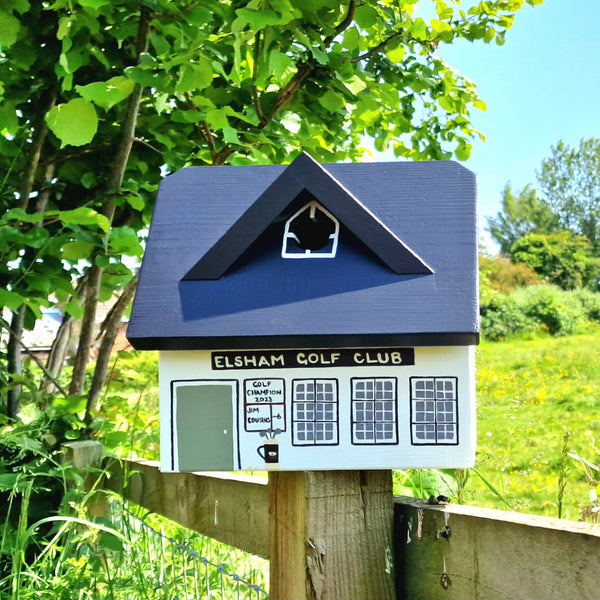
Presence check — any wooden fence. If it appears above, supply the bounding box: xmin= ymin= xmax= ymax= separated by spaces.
xmin=64 ymin=443 xmax=600 ymax=600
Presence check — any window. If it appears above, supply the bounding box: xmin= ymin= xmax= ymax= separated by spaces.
xmin=292 ymin=379 xmax=338 ymax=445
xmin=351 ymin=378 xmax=398 ymax=445
xmin=282 ymin=200 xmax=339 ymax=258
xmin=410 ymin=377 xmax=458 ymax=445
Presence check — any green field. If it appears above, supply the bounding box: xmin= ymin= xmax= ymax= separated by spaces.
xmin=468 ymin=332 xmax=600 ymax=521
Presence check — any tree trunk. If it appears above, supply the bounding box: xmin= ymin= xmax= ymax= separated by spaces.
xmin=42 ymin=314 xmax=73 ymax=394
xmin=85 ymin=274 xmax=138 ymax=424
xmin=68 ymin=264 xmax=103 ymax=395
xmin=4 ymin=95 xmax=56 ymax=419
xmin=69 ymin=8 xmax=149 ymax=398
xmin=6 ymin=308 xmax=26 ymax=420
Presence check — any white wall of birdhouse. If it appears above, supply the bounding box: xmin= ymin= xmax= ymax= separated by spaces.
xmin=158 ymin=345 xmax=476 ymax=472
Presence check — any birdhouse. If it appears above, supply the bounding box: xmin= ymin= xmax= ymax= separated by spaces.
xmin=127 ymin=153 xmax=479 ymax=472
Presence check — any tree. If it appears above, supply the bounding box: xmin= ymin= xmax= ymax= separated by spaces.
xmin=0 ymin=0 xmax=541 ymax=421
xmin=486 ymin=183 xmax=559 ymax=254
xmin=510 ymin=231 xmax=600 ymax=291
xmin=538 ymin=138 xmax=600 ymax=253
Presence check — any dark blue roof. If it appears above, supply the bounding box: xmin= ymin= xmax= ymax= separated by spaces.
xmin=127 ymin=155 xmax=479 ymax=350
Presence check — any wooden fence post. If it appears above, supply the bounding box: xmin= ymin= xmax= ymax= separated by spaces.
xmin=269 ymin=470 xmax=395 ymax=600
xmin=62 ymin=440 xmax=107 ymax=517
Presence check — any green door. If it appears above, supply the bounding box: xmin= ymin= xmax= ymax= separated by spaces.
xmin=175 ymin=383 xmax=235 ymax=471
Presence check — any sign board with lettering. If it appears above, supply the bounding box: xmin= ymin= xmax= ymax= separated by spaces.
xmin=128 ymin=153 xmax=479 ymax=471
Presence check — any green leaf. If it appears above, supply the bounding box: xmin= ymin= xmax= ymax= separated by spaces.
xmin=342 ymin=27 xmax=360 ymax=50
xmin=78 ymin=0 xmax=111 ymax=9
xmin=436 ymin=1 xmax=454 ymax=20
xmin=354 ymin=4 xmax=378 ymax=28
xmin=232 ymin=8 xmax=283 ymax=32
xmin=0 ymin=10 xmax=21 ymax=48
xmin=386 ymin=43 xmax=405 ymax=63
xmin=45 ymin=99 xmax=98 ymax=147
xmin=206 ymin=107 xmax=230 ymax=130
xmin=175 ymin=60 xmax=213 ymax=93
xmin=411 ymin=17 xmax=429 ymax=41
xmin=222 ymin=126 xmax=240 ymax=144
xmin=64 ymin=299 xmax=84 ymax=318
xmin=0 ymin=288 xmax=25 ymax=311
xmin=269 ymin=50 xmax=295 ymax=81
xmin=0 ymin=473 xmax=20 ymax=492
xmin=108 ymin=226 xmax=143 ymax=256
xmin=484 ymin=27 xmax=496 ymax=43
xmin=473 ymin=98 xmax=487 ymax=111
xmin=53 ymin=395 xmax=87 ymax=413
xmin=62 ymin=241 xmax=94 ymax=261
xmin=455 ymin=141 xmax=472 ymax=161
xmin=431 ymin=18 xmax=453 ymax=41
xmin=340 ymin=73 xmax=367 ymax=95
xmin=319 ymin=90 xmax=345 ymax=113
xmin=124 ymin=66 xmax=167 ymax=90
xmin=88 ymin=45 xmax=110 ymax=69
xmin=1 ymin=208 xmax=44 ymax=224
xmin=149 ymin=32 xmax=170 ymax=56
xmin=56 ymin=16 xmax=72 ymax=40
xmin=81 ymin=172 xmax=97 ymax=188
xmin=58 ymin=207 xmax=110 ymax=232
xmin=123 ymin=193 xmax=144 ymax=210
xmin=76 ymin=76 xmax=135 ymax=111
xmin=23 ymin=227 xmax=49 ymax=248
xmin=102 ymin=430 xmax=129 ymax=448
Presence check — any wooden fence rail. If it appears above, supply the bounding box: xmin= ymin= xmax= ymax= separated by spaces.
xmin=65 ymin=445 xmax=600 ymax=600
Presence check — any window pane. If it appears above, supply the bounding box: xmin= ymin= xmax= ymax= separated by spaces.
xmin=375 ymin=422 xmax=396 ymax=443
xmin=354 ymin=401 xmax=374 ymax=423
xmin=354 ymin=422 xmax=375 ymax=442
xmin=414 ymin=423 xmax=436 ymax=441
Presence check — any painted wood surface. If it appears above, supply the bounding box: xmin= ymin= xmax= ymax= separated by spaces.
xmin=127 ymin=159 xmax=478 ymax=351
xmin=184 ymin=153 xmax=432 ymax=279
xmin=159 ymin=346 xmax=476 ymax=472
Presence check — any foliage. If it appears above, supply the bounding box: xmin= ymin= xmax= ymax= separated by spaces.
xmin=479 ymin=284 xmax=600 ymax=340
xmin=0 ymin=401 xmax=87 ymax=595
xmin=479 ymin=253 xmax=541 ymax=294
xmin=0 ymin=391 xmax=266 ymax=599
xmin=486 ymin=183 xmax=559 ymax=254
xmin=510 ymin=231 xmax=600 ymax=291
xmin=538 ymin=138 xmax=600 ymax=253
xmin=0 ymin=0 xmax=542 ymax=420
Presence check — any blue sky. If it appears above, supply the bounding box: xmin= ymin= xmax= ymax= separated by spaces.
xmin=397 ymin=0 xmax=600 ymax=248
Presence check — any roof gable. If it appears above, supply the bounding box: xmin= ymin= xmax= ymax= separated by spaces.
xmin=183 ymin=152 xmax=432 ymax=280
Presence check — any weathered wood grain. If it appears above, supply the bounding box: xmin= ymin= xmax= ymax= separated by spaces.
xmin=394 ymin=496 xmax=600 ymax=600
xmin=268 ymin=470 xmax=395 ymax=600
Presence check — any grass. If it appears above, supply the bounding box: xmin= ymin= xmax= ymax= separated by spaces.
xmin=470 ymin=332 xmax=600 ymax=520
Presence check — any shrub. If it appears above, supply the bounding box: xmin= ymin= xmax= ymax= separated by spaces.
xmin=510 ymin=231 xmax=600 ymax=291
xmin=571 ymin=288 xmax=600 ymax=322
xmin=480 ymin=284 xmax=594 ymax=340
xmin=518 ymin=285 xmax=585 ymax=335
xmin=480 ymin=289 xmax=537 ymax=340
xmin=479 ymin=254 xmax=542 ymax=294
